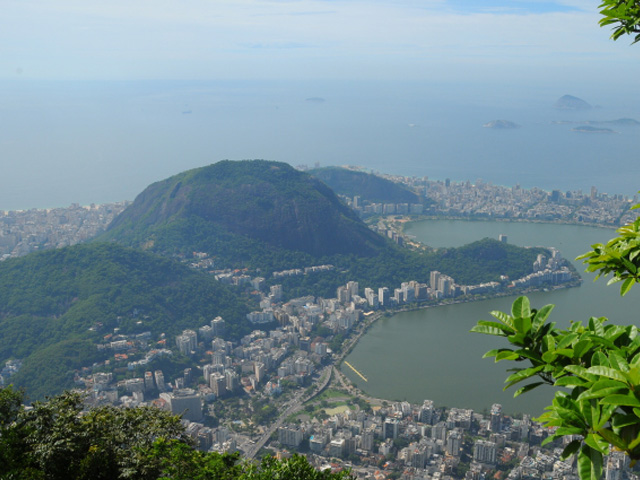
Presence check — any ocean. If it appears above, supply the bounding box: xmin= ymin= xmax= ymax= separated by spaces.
xmin=1 ymin=79 xmax=639 ymax=211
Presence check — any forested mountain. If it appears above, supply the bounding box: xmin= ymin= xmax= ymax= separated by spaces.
xmin=0 ymin=161 xmax=553 ymax=400
xmin=0 ymin=243 xmax=249 ymax=399
xmin=98 ymin=160 xmax=389 ymax=271
xmin=309 ymin=166 xmax=422 ymax=204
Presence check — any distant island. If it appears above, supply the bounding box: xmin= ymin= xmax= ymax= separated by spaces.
xmin=553 ymin=118 xmax=639 ymax=126
xmin=571 ymin=125 xmax=616 ymax=134
xmin=554 ymin=94 xmax=591 ymax=110
xmin=482 ymin=119 xmax=520 ymax=129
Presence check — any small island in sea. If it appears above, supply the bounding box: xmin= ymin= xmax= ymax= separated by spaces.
xmin=552 ymin=118 xmax=639 ymax=126
xmin=571 ymin=125 xmax=616 ymax=134
xmin=482 ymin=119 xmax=520 ymax=129
xmin=554 ymin=94 xmax=592 ymax=110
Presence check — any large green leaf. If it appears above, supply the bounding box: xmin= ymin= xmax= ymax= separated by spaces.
xmin=586 ymin=366 xmax=628 ymax=383
xmin=578 ymin=445 xmax=603 ymax=480
xmin=490 ymin=310 xmax=514 ymax=327
xmin=598 ymin=428 xmax=627 ymax=451
xmin=601 ymin=394 xmax=640 ymax=408
xmin=513 ymin=315 xmax=532 ymax=335
xmin=511 ymin=296 xmax=531 ymax=320
xmin=475 ymin=320 xmax=515 ymax=334
xmin=560 ymin=440 xmax=581 ymax=460
xmin=532 ymin=304 xmax=554 ymax=333
xmin=608 ymin=351 xmax=630 ymax=373
xmin=504 ymin=365 xmax=544 ymax=390
xmin=584 ymin=433 xmax=609 ymax=454
xmin=469 ymin=325 xmax=506 ymax=337
xmin=514 ymin=382 xmax=545 ymax=398
xmin=495 ymin=350 xmax=520 ymax=362
xmin=555 ymin=376 xmax=591 ymax=388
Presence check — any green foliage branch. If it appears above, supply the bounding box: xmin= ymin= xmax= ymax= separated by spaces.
xmin=471 ymin=204 xmax=640 ymax=480
xmin=578 ymin=205 xmax=640 ymax=296
xmin=599 ymin=0 xmax=640 ymax=44
xmin=0 ymin=386 xmax=353 ymax=480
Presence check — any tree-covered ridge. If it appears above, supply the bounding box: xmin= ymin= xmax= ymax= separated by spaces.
xmin=0 ymin=243 xmax=250 ymax=399
xmin=309 ymin=166 xmax=422 ymax=204
xmin=431 ymin=238 xmax=547 ymax=285
xmin=99 ymin=160 xmax=388 ymax=268
xmin=277 ymin=238 xmax=551 ymax=298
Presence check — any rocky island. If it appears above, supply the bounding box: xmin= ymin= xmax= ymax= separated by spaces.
xmin=571 ymin=125 xmax=616 ymax=134
xmin=554 ymin=94 xmax=592 ymax=109
xmin=482 ymin=119 xmax=520 ymax=129
xmin=482 ymin=120 xmax=520 ymax=130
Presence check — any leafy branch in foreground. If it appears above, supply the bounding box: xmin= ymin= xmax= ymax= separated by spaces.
xmin=599 ymin=0 xmax=640 ymax=44
xmin=578 ymin=205 xmax=640 ymax=296
xmin=473 ymin=200 xmax=640 ymax=480
xmin=472 ymin=296 xmax=640 ymax=480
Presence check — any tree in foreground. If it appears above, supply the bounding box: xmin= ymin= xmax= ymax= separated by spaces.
xmin=472 ymin=208 xmax=640 ymax=480
xmin=0 ymin=387 xmax=353 ymax=480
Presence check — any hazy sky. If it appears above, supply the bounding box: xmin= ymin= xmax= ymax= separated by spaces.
xmin=2 ymin=0 xmax=638 ymax=85
xmin=2 ymin=0 xmax=640 ymax=210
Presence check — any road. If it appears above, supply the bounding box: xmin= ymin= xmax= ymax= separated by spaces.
xmin=244 ymin=311 xmax=385 ymax=459
xmin=245 ymin=364 xmax=332 ymax=459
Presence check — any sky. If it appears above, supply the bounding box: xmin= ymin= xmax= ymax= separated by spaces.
xmin=2 ymin=0 xmax=639 ymax=85
xmin=1 ymin=0 xmax=640 ymax=210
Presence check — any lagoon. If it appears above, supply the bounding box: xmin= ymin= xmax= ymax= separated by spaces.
xmin=341 ymin=220 xmax=640 ymax=416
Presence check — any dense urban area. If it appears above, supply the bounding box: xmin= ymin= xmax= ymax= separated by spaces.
xmin=0 ymin=173 xmax=635 ymax=480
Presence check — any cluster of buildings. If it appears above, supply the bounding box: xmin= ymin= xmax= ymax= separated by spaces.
xmin=75 ymin=299 xmax=330 ymax=411
xmin=276 ymin=400 xmax=634 ymax=480
xmin=250 ymin=247 xmax=573 ymax=324
xmin=0 ymin=359 xmax=22 ymax=385
xmin=513 ymin=251 xmax=573 ymax=289
xmin=340 ymin=196 xmax=425 ymax=218
xmin=386 ymin=175 xmax=637 ymax=226
xmin=0 ymin=201 xmax=128 ymax=260
xmin=272 ymin=264 xmax=335 ymax=279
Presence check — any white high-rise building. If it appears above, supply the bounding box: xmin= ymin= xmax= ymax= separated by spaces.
xmin=154 ymin=370 xmax=166 ymax=392
xmin=378 ymin=287 xmax=390 ymax=306
xmin=473 ymin=440 xmax=497 ymax=464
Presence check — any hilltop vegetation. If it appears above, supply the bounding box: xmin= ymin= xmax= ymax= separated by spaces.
xmin=97 ymin=161 xmax=543 ymax=292
xmin=0 ymin=243 xmax=250 ymax=399
xmin=99 ymin=160 xmax=388 ymax=271
xmin=309 ymin=166 xmax=422 ymax=204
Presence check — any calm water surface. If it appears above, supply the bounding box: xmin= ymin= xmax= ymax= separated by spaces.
xmin=342 ymin=220 xmax=640 ymax=415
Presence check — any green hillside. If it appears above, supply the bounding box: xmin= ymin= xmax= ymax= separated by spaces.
xmin=97 ymin=160 xmax=552 ymax=294
xmin=98 ymin=160 xmax=389 ymax=271
xmin=309 ymin=166 xmax=422 ymax=204
xmin=0 ymin=243 xmax=250 ymax=399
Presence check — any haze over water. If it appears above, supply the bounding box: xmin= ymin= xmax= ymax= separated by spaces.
xmin=2 ymin=80 xmax=640 ymax=211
